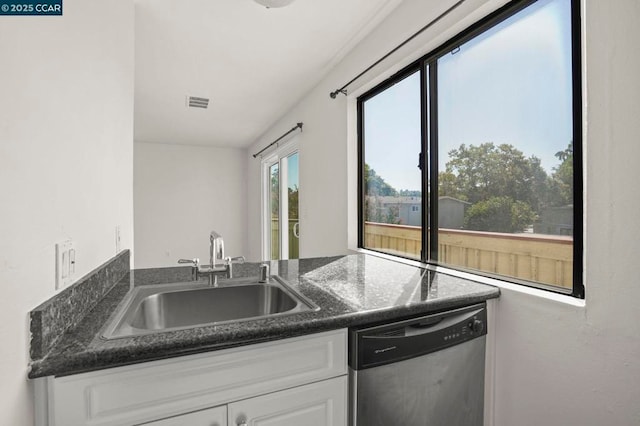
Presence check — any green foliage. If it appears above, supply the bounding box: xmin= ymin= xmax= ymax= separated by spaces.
xmin=385 ymin=203 xmax=401 ymax=224
xmin=464 ymin=196 xmax=536 ymax=233
xmin=549 ymin=141 xmax=573 ymax=206
xmin=440 ymin=142 xmax=567 ymax=232
xmin=441 ymin=142 xmax=549 ymax=212
xmin=361 ymin=141 xmax=574 ymax=233
xmin=363 ymin=163 xmax=401 ymax=224
xmin=288 ymin=185 xmax=299 ymax=219
xmin=364 ymin=163 xmax=397 ymax=196
xmin=270 ymin=166 xmax=279 ymax=219
xmin=270 ymin=165 xmax=299 ymax=219
xmin=399 ymin=189 xmax=422 ymax=197
xmin=438 ymin=171 xmax=467 ymax=201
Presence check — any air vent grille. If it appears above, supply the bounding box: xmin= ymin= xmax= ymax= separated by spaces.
xmin=187 ymin=96 xmax=209 ymax=109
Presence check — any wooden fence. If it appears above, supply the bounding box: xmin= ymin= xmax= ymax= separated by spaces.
xmin=364 ymin=222 xmax=573 ymax=289
xmin=271 ymin=219 xmax=300 ymax=260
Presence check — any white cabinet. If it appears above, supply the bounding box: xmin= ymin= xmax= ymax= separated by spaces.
xmin=228 ymin=376 xmax=347 ymax=426
xmin=140 ymin=405 xmax=226 ymax=426
xmin=34 ymin=329 xmax=347 ymax=426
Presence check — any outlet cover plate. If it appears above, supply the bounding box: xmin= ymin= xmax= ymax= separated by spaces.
xmin=55 ymin=239 xmax=75 ymax=290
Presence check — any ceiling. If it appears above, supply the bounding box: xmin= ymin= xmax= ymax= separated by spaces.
xmin=134 ymin=0 xmax=403 ymax=148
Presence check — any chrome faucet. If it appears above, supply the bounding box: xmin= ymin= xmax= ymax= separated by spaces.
xmin=210 ymin=231 xmax=225 ymax=268
xmin=178 ymin=230 xmax=245 ymax=285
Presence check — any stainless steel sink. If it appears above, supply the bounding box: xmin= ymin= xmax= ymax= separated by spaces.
xmin=101 ymin=276 xmax=318 ymax=339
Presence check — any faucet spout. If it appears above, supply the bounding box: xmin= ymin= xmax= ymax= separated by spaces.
xmin=210 ymin=231 xmax=225 ymax=268
xmin=180 ymin=231 xmax=245 ymax=285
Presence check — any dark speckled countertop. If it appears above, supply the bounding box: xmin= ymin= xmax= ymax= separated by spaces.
xmin=28 ymin=253 xmax=499 ymax=378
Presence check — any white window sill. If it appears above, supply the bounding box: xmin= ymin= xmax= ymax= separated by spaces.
xmin=349 ymin=247 xmax=586 ymax=308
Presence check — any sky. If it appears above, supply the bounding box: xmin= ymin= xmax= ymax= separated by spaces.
xmin=364 ymin=0 xmax=572 ymax=192
xmin=287 ymin=152 xmax=299 ymax=190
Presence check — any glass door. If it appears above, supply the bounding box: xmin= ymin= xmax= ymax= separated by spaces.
xmin=264 ymin=149 xmax=299 ymax=260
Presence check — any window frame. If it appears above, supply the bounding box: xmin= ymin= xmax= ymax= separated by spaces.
xmin=357 ymin=0 xmax=584 ymax=298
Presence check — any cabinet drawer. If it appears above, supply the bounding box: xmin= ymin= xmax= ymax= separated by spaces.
xmin=139 ymin=405 xmax=226 ymax=426
xmin=44 ymin=329 xmax=347 ymax=426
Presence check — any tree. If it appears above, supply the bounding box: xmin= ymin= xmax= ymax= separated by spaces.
xmin=363 ymin=163 xmax=401 ymax=224
xmin=270 ymin=166 xmax=279 ymax=219
xmin=288 ymin=185 xmax=299 ymax=219
xmin=464 ymin=196 xmax=536 ymax=233
xmin=399 ymin=189 xmax=422 ymax=197
xmin=439 ymin=142 xmax=552 ymax=232
xmin=549 ymin=141 xmax=573 ymax=206
xmin=364 ymin=196 xmax=402 ymax=224
xmin=441 ymin=142 xmax=549 ymax=212
xmin=439 ymin=171 xmax=467 ymax=201
xmin=364 ymin=163 xmax=397 ymax=196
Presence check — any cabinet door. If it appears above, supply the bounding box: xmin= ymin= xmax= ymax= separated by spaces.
xmin=228 ymin=376 xmax=346 ymax=426
xmin=141 ymin=405 xmax=226 ymax=426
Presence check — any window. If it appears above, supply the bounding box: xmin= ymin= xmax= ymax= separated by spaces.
xmin=361 ymin=71 xmax=422 ymax=259
xmin=262 ymin=144 xmax=300 ymax=260
xmin=358 ymin=0 xmax=583 ymax=297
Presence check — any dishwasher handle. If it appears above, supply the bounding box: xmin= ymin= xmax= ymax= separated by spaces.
xmin=403 ymin=308 xmax=482 ymax=337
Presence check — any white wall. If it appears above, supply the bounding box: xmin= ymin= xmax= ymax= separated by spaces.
xmin=491 ymin=1 xmax=640 ymax=424
xmin=134 ymin=142 xmax=248 ymax=267
xmin=0 ymin=1 xmax=134 ymax=425
xmin=248 ymin=0 xmax=640 ymax=423
xmin=246 ymin=0 xmax=509 ymax=261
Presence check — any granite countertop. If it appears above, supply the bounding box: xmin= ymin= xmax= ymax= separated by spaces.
xmin=28 ymin=253 xmax=499 ymax=378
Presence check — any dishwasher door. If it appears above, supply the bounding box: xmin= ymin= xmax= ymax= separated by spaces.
xmin=349 ymin=303 xmax=487 ymax=426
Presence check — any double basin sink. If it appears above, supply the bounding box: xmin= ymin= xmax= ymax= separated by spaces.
xmin=102 ymin=275 xmax=319 ymax=339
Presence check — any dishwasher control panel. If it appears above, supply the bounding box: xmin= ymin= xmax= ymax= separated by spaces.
xmin=349 ymin=302 xmax=487 ymax=370
xmin=443 ymin=317 xmax=484 ymax=343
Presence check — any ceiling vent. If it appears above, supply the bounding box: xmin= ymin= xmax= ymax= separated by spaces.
xmin=253 ymin=0 xmax=296 ymax=8
xmin=187 ymin=96 xmax=209 ymax=109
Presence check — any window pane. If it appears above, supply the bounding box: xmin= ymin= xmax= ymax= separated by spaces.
xmin=362 ymin=71 xmax=422 ymax=259
xmin=269 ymin=162 xmax=279 ymax=260
xmin=437 ymin=0 xmax=573 ymax=288
xmin=287 ymin=152 xmax=299 ymax=259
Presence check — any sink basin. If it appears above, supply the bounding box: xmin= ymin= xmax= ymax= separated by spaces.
xmin=101 ymin=276 xmax=318 ymax=339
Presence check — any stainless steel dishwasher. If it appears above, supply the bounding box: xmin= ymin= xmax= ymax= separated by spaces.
xmin=349 ymin=302 xmax=487 ymax=426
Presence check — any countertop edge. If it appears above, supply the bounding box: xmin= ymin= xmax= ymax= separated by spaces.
xmin=28 ymin=289 xmax=499 ymax=379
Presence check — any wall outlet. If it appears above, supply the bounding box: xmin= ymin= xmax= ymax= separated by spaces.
xmin=115 ymin=225 xmax=121 ymax=254
xmin=55 ymin=239 xmax=76 ymax=290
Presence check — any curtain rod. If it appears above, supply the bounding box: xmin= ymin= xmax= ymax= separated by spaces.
xmin=252 ymin=122 xmax=303 ymax=158
xmin=329 ymin=0 xmax=466 ymax=99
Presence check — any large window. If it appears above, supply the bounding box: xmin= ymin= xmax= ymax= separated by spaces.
xmin=358 ymin=0 xmax=583 ymax=297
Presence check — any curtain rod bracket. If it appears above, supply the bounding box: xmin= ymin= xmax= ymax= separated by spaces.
xmin=329 ymin=89 xmax=348 ymax=99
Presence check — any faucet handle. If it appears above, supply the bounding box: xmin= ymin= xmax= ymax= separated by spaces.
xmin=224 ymin=256 xmax=245 ymax=279
xmin=227 ymin=256 xmax=245 ymax=263
xmin=259 ymin=263 xmax=270 ymax=283
xmin=178 ymin=258 xmax=200 ymax=267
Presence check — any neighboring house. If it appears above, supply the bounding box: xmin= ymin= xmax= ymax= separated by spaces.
xmin=371 ymin=196 xmax=422 ymax=226
xmin=438 ymin=196 xmax=471 ymax=229
xmin=534 ymin=205 xmax=574 ymax=236
xmin=368 ymin=195 xmax=469 ymax=229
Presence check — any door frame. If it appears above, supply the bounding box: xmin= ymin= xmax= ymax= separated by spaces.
xmin=260 ymin=139 xmax=299 ymax=261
